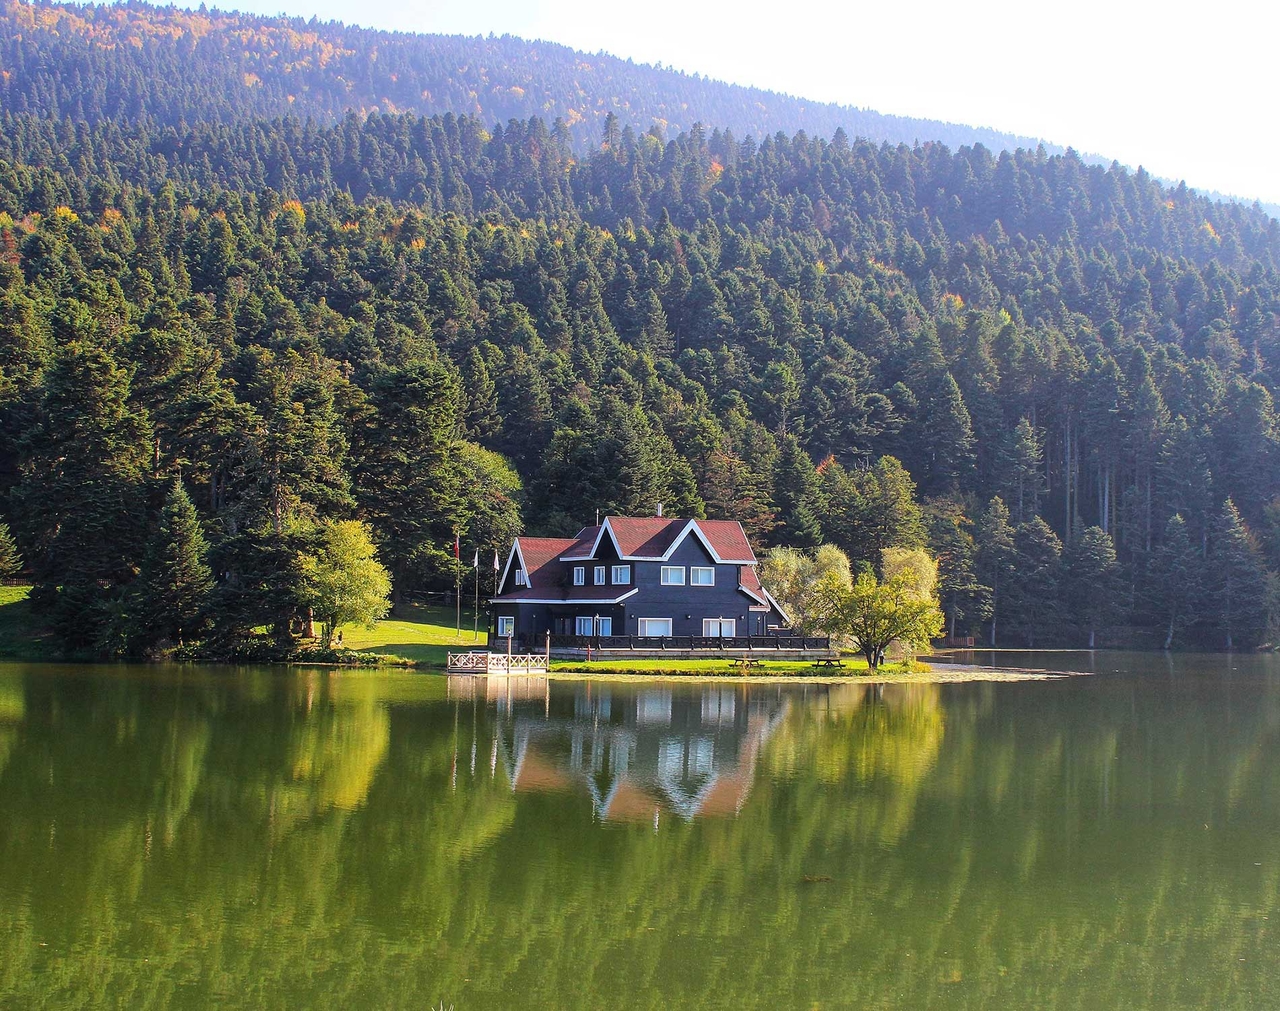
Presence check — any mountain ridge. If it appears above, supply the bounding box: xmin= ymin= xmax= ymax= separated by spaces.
xmin=0 ymin=0 xmax=1064 ymax=154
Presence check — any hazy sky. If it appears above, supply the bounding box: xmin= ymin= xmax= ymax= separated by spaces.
xmin=224 ymin=0 xmax=1279 ymax=204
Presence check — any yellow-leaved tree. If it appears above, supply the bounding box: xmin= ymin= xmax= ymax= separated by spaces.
xmin=299 ymin=520 xmax=392 ymax=649
xmin=812 ymin=548 xmax=944 ymax=669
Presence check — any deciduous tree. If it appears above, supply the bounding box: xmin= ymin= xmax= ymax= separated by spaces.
xmin=299 ymin=520 xmax=392 ymax=650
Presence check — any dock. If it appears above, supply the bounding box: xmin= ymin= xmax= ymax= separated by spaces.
xmin=447 ymin=651 xmax=550 ymax=675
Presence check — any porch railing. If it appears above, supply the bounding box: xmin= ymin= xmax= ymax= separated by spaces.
xmin=545 ymin=634 xmax=830 ymax=652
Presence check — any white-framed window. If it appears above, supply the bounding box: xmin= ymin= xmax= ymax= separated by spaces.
xmin=690 ymin=566 xmax=715 ymax=586
xmin=514 ymin=570 xmax=527 ymax=586
xmin=594 ymin=565 xmax=606 ymax=585
xmin=702 ymin=618 xmax=736 ymax=637
xmin=638 ymin=617 xmax=673 ymax=637
xmin=612 ymin=564 xmax=631 ymax=585
xmin=660 ymin=566 xmax=685 ymax=585
xmin=573 ymin=566 xmax=585 ymax=586
xmin=576 ymin=616 xmax=612 ymax=636
xmin=497 ymin=616 xmax=515 ymax=637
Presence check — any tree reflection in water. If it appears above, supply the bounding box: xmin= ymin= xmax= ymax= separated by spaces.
xmin=1 ymin=660 xmax=1280 ymax=1009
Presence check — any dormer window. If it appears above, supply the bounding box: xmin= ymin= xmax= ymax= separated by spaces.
xmin=594 ymin=565 xmax=606 ymax=585
xmin=514 ymin=570 xmax=527 ymax=587
xmin=573 ymin=566 xmax=585 ymax=586
xmin=612 ymin=565 xmax=630 ymax=585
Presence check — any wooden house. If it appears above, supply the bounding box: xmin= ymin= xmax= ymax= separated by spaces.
xmin=488 ymin=515 xmax=799 ymax=654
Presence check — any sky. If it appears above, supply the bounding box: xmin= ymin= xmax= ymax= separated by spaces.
xmin=223 ymin=0 xmax=1280 ymax=204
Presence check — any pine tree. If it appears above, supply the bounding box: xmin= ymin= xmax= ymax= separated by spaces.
xmin=13 ymin=342 xmax=152 ymax=649
xmin=846 ymin=456 xmax=925 ymax=566
xmin=1149 ymin=514 xmax=1203 ymax=649
xmin=138 ymin=480 xmax=213 ymax=647
xmin=1000 ymin=416 xmax=1044 ymax=523
xmin=0 ymin=522 xmax=23 ymax=578
xmin=918 ymin=371 xmax=976 ymax=495
xmin=1064 ymin=525 xmax=1121 ymax=648
xmin=461 ymin=347 xmax=501 ymax=440
xmin=354 ymin=361 xmax=465 ymax=605
xmin=1004 ymin=517 xmax=1063 ymax=647
xmin=772 ymin=434 xmax=823 ymax=548
xmin=974 ymin=496 xmax=1016 ymax=647
xmin=1210 ymin=498 xmax=1268 ymax=650
xmin=926 ymin=498 xmax=988 ymax=641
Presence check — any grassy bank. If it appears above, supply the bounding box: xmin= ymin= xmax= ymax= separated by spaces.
xmin=336 ymin=603 xmax=490 ymax=667
xmin=0 ymin=585 xmax=59 ymax=660
xmin=549 ymin=656 xmax=874 ymax=676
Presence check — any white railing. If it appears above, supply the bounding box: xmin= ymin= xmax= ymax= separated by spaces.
xmin=447 ymin=652 xmax=549 ymax=674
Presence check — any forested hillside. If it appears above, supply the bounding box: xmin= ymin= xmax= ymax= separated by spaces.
xmin=1 ymin=14 xmax=1279 ymax=654
xmin=0 ymin=0 xmax=1056 ymax=155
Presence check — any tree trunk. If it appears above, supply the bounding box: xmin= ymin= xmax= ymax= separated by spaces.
xmin=989 ymin=581 xmax=998 ymax=647
xmin=1064 ymin=419 xmax=1072 ymax=543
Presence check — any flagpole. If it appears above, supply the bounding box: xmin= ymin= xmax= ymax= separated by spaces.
xmin=473 ymin=549 xmax=479 ymax=641
xmin=454 ymin=530 xmax=461 ymax=637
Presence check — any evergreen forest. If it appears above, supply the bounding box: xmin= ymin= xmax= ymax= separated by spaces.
xmin=1 ymin=0 xmax=1279 ymax=655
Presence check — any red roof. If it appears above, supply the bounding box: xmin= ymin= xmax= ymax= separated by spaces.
xmin=560 ymin=525 xmax=599 ymax=559
xmin=605 ymin=516 xmax=686 ymax=557
xmin=496 ymin=516 xmax=765 ymax=605
xmin=515 ymin=537 xmax=579 ymax=593
xmin=582 ymin=516 xmax=756 ymax=562
xmin=696 ymin=520 xmax=756 ymax=563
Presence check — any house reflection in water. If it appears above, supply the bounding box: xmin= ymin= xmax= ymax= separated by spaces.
xmin=465 ymin=681 xmax=793 ymax=825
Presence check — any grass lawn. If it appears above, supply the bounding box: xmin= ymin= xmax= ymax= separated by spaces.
xmin=0 ymin=585 xmax=59 ymax=660
xmin=549 ymin=656 xmax=874 ymax=676
xmin=338 ymin=608 xmax=880 ymax=676
xmin=337 ymin=603 xmax=490 ymax=667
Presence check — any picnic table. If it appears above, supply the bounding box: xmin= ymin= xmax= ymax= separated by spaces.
xmin=729 ymin=655 xmax=763 ymax=670
xmin=810 ymin=658 xmax=847 ymax=669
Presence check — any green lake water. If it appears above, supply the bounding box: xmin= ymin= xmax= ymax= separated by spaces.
xmin=1 ymin=654 xmax=1279 ymax=1009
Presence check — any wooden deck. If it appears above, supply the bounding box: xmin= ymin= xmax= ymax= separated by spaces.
xmin=447 ymin=652 xmax=549 ymax=675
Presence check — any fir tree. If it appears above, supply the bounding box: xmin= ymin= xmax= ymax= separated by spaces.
xmin=354 ymin=361 xmax=464 ymax=605
xmin=926 ymin=497 xmax=988 ymax=641
xmin=1005 ymin=517 xmax=1063 ymax=648
xmin=1064 ymin=525 xmax=1121 ymax=648
xmin=13 ymin=342 xmax=152 ymax=649
xmin=1149 ymin=514 xmax=1203 ymax=649
xmin=1001 ymin=416 xmax=1044 ymax=523
xmin=0 ymin=522 xmax=23 ymax=578
xmin=772 ymin=434 xmax=823 ymax=548
xmin=138 ymin=479 xmax=213 ymax=647
xmin=1210 ymin=498 xmax=1268 ymax=650
xmin=975 ymin=496 xmax=1016 ymax=647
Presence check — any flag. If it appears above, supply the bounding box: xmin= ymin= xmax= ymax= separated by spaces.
xmin=493 ymin=550 xmax=500 ymax=571
xmin=453 ymin=534 xmax=460 ymax=560
xmin=472 ymin=549 xmax=478 ymax=569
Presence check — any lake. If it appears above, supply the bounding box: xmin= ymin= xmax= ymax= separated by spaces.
xmin=2 ymin=654 xmax=1279 ymax=1009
